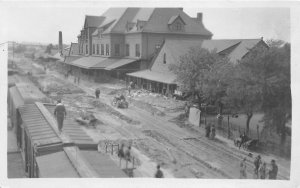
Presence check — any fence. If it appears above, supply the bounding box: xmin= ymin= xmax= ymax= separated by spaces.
xmin=204 ymin=115 xmax=260 ymax=141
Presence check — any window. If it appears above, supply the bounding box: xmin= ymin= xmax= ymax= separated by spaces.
xmin=175 ymin=22 xmax=182 ymax=31
xmin=155 ymin=44 xmax=161 ymax=52
xmin=106 ymin=44 xmax=109 ymax=56
xmin=163 ymin=53 xmax=166 ymax=64
xmin=125 ymin=44 xmax=130 ymax=56
xmin=135 ymin=44 xmax=140 ymax=57
xmin=101 ymin=44 xmax=104 ymax=55
xmin=92 ymin=44 xmax=95 ymax=54
xmin=96 ymin=44 xmax=99 ymax=55
xmin=86 ymin=45 xmax=88 ymax=54
xmin=114 ymin=44 xmax=120 ymax=56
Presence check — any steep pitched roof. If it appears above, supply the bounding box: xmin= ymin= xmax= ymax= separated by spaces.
xmin=228 ymin=39 xmax=263 ymax=63
xmin=168 ymin=15 xmax=186 ymax=25
xmin=69 ymin=43 xmax=79 ymax=56
xmin=96 ymin=8 xmax=212 ymax=36
xmin=84 ymin=16 xmax=105 ymax=28
xmin=98 ymin=8 xmax=128 ymax=34
xmin=142 ymin=8 xmax=212 ymax=36
xmin=150 ymin=38 xmax=263 ymax=74
xmin=128 ymin=38 xmax=263 ymax=85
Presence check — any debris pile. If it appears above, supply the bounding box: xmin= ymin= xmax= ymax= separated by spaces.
xmin=37 ymin=76 xmax=84 ymax=95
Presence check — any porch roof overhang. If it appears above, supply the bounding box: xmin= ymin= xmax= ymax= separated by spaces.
xmin=127 ymin=70 xmax=177 ymax=85
xmin=65 ymin=56 xmax=137 ymax=70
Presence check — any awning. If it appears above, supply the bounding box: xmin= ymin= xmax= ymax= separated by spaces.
xmin=64 ymin=56 xmax=81 ymax=65
xmin=36 ymin=151 xmax=79 ymax=178
xmin=66 ymin=56 xmax=137 ymax=70
xmin=127 ymin=70 xmax=177 ymax=84
xmin=104 ymin=58 xmax=137 ymax=70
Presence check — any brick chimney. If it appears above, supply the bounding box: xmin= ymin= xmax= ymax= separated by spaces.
xmin=58 ymin=31 xmax=63 ymax=56
xmin=197 ymin=13 xmax=203 ymax=22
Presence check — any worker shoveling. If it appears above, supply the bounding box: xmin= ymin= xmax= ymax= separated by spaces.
xmin=111 ymin=94 xmax=129 ymax=109
xmin=75 ymin=110 xmax=98 ymax=128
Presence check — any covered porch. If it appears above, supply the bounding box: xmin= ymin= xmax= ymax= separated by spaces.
xmin=126 ymin=70 xmax=177 ymax=96
xmin=64 ymin=56 xmax=140 ymax=82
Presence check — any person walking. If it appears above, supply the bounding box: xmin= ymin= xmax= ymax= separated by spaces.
xmin=128 ymin=85 xmax=131 ymax=95
xmin=240 ymin=157 xmax=247 ymax=179
xmin=258 ymin=162 xmax=267 ymax=179
xmin=210 ymin=124 xmax=216 ymax=140
xmin=205 ymin=123 xmax=211 ymax=138
xmin=254 ymin=155 xmax=262 ymax=178
xmin=54 ymin=99 xmax=67 ymax=134
xmin=155 ymin=165 xmax=164 ymax=178
xmin=268 ymin=159 xmax=278 ymax=179
xmin=239 ymin=132 xmax=247 ymax=149
xmin=95 ymin=88 xmax=100 ymax=99
xmin=184 ymin=102 xmax=189 ymax=118
xmin=125 ymin=146 xmax=132 ymax=169
xmin=118 ymin=143 xmax=125 ymax=167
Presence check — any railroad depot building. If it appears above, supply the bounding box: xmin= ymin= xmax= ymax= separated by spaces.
xmin=64 ymin=7 xmax=212 ymax=80
xmin=64 ymin=7 xmax=267 ymax=95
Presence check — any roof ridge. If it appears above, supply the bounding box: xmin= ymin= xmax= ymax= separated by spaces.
xmin=109 ymin=7 xmax=133 ymax=33
xmin=141 ymin=8 xmax=157 ymax=32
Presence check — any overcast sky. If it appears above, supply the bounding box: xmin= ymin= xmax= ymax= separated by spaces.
xmin=0 ymin=2 xmax=290 ymax=45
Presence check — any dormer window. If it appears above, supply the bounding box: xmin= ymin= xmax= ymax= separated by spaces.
xmin=168 ymin=15 xmax=186 ymax=32
xmin=136 ymin=20 xmax=146 ymax=31
xmin=126 ymin=22 xmax=135 ymax=32
xmin=175 ymin=22 xmax=182 ymax=31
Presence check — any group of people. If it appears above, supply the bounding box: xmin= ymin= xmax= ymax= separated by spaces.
xmin=117 ymin=143 xmax=164 ymax=178
xmin=117 ymin=143 xmax=132 ymax=169
xmin=73 ymin=76 xmax=80 ymax=85
xmin=240 ymin=155 xmax=278 ymax=179
xmin=205 ymin=123 xmax=216 ymax=140
xmin=238 ymin=132 xmax=249 ymax=149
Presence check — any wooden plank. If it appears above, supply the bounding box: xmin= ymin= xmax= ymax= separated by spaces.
xmin=63 ymin=146 xmax=99 ymax=178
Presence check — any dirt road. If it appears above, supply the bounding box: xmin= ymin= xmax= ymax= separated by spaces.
xmin=14 ymin=58 xmax=290 ymax=179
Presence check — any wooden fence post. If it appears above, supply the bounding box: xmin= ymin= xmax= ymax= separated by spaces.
xmin=257 ymin=124 xmax=260 ymax=140
xmin=227 ymin=115 xmax=230 ymax=139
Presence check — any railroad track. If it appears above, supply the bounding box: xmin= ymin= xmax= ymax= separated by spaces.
xmin=129 ymin=107 xmax=289 ymax=180
xmin=51 ymin=73 xmax=289 ymax=179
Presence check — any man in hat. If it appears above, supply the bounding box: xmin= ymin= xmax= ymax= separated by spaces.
xmin=95 ymin=88 xmax=100 ymax=99
xmin=155 ymin=165 xmax=164 ymax=178
xmin=268 ymin=159 xmax=278 ymax=179
xmin=254 ymin=155 xmax=262 ymax=178
xmin=54 ymin=99 xmax=67 ymax=134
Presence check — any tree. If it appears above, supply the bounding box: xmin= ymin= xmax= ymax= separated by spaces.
xmin=226 ymin=40 xmax=291 ymax=142
xmin=45 ymin=43 xmax=53 ymax=54
xmin=260 ymin=41 xmax=291 ymax=147
xmin=169 ymin=46 xmax=231 ymax=124
xmin=14 ymin=44 xmax=27 ymax=53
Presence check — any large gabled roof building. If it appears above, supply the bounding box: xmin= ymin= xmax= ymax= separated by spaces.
xmin=64 ymin=7 xmax=267 ymax=91
xmin=127 ymin=38 xmax=268 ymax=95
xmin=65 ymin=7 xmax=213 ymax=80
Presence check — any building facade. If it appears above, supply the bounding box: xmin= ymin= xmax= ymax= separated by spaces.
xmin=65 ymin=8 xmax=212 ymax=80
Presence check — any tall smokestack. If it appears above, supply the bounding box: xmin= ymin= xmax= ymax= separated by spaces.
xmin=59 ymin=31 xmax=63 ymax=56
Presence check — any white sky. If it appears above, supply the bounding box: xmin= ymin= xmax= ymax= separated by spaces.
xmin=0 ymin=2 xmax=290 ymax=45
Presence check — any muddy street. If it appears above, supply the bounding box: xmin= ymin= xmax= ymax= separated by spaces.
xmin=13 ymin=58 xmax=290 ymax=179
